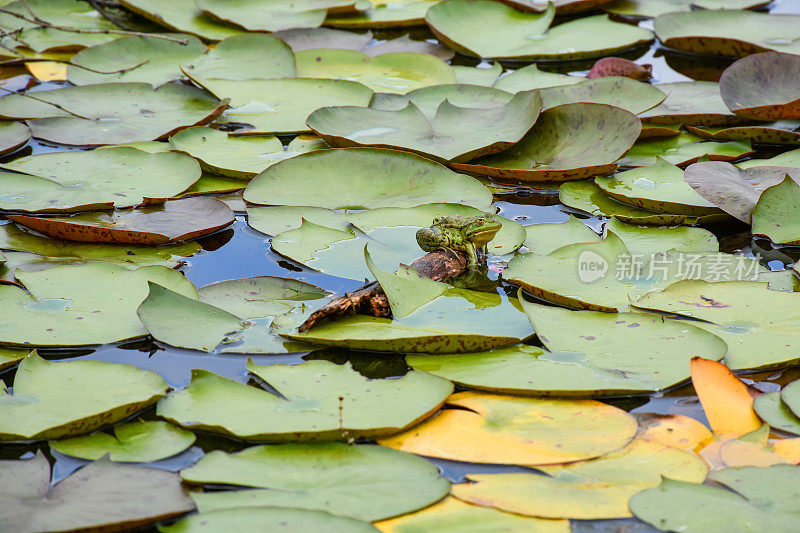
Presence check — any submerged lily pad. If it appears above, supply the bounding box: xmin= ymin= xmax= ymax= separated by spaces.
xmin=378 ymin=391 xmax=637 ymax=465
xmin=0 ymin=83 xmax=226 ymax=146
xmin=639 ymin=82 xmax=743 ymax=126
xmin=720 ymin=52 xmax=800 ymax=121
xmin=425 ymin=1 xmax=653 ymax=60
xmin=537 ymin=77 xmax=665 ymax=114
xmin=49 ymin=420 xmax=196 ymax=462
xmin=617 ymin=132 xmax=752 ymax=167
xmin=244 ymin=148 xmax=492 ymax=209
xmin=157 ymin=359 xmax=453 ymax=442
xmin=182 ymin=443 xmax=449 ymax=521
xmin=180 ymin=34 xmax=296 ymax=80
xmin=453 ymin=103 xmax=640 ymax=182
xmin=751 ymin=177 xmax=800 ymax=245
xmin=308 ymin=91 xmax=541 ymax=163
xmin=0 ymin=147 xmax=200 ymax=212
xmin=119 ymin=0 xmax=246 ymax=41
xmin=0 ymin=452 xmax=194 ymax=532
xmin=0 ymin=121 xmax=31 ymax=156
xmin=160 ymin=507 xmax=377 ymax=533
xmin=409 ymin=301 xmax=726 ymax=396
xmin=0 ymin=352 xmax=168 ymax=441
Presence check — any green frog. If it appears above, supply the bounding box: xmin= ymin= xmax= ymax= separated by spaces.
xmin=416 ymin=214 xmax=502 ymax=267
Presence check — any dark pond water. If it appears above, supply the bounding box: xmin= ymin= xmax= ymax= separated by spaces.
xmin=2 ymin=2 xmax=800 ymax=531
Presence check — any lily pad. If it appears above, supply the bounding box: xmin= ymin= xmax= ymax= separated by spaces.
xmin=639 ymin=82 xmax=743 ymax=126
xmin=0 ymin=262 xmax=196 ymax=347
xmin=0 ymin=147 xmax=200 ymax=212
xmin=655 ymin=10 xmax=800 ymax=57
xmin=368 ymin=84 xmax=514 ymax=117
xmin=180 ymin=34 xmax=296 ymax=80
xmin=244 ymin=148 xmax=492 ymax=210
xmin=7 ymin=198 xmax=233 ymax=244
xmin=738 ymin=148 xmax=800 ymax=169
xmin=685 ymin=121 xmax=800 ymax=145
xmin=308 ymin=91 xmax=541 ymax=163
xmin=181 ymin=443 xmax=449 ymax=521
xmin=634 ymin=279 xmax=800 ymax=370
xmin=453 ymin=103 xmax=640 ymax=182
xmin=0 ymin=352 xmax=168 ymax=441
xmin=719 ymin=52 xmax=800 ymax=121
xmin=782 ymin=381 xmax=800 ymax=424
xmin=409 ymin=301 xmax=726 ymax=396
xmin=274 ymin=28 xmax=453 ymax=59
xmin=630 ymin=465 xmax=800 ymax=533
xmin=603 ymin=217 xmax=719 ymax=258
xmin=754 ymin=392 xmax=800 ymax=436
xmin=522 ymin=215 xmax=600 ymax=255
xmin=452 ymin=62 xmax=503 ymax=86
xmin=198 ymin=276 xmax=329 ymax=319
xmin=617 ymin=132 xmax=752 ymax=167
xmin=186 ymin=76 xmax=372 ymax=135
xmin=0 ymin=121 xmax=30 ymax=156
xmin=453 ymin=439 xmax=707 ymax=519
xmin=119 ymin=0 xmax=246 ymax=41
xmin=0 ymin=83 xmax=226 ymax=146
xmin=0 ymin=452 xmax=194 ymax=532
xmin=295 ymin=49 xmax=455 ymax=94
xmin=157 ymin=359 xmax=453 ymax=442
xmin=67 ymin=35 xmax=206 ymax=86
xmin=197 ymin=0 xmax=359 ymax=32
xmin=537 ymin=77 xmax=666 ymax=114
xmin=595 ymin=158 xmax=723 ymax=216
xmin=493 ymin=64 xmax=583 ymax=93
xmin=325 ymin=0 xmax=441 ymax=28
xmin=752 ymin=176 xmax=800 ymax=245
xmin=606 ymin=0 xmax=769 ymax=18
xmin=425 ymin=1 xmax=653 ymax=60
xmin=0 ymin=347 xmax=27 ymax=371
xmin=378 ymin=391 xmax=637 ymax=465
xmin=503 ymin=0 xmax=615 ymax=13
xmin=49 ymin=420 xmax=196 ymax=462
xmin=159 ymin=507 xmax=378 ymax=533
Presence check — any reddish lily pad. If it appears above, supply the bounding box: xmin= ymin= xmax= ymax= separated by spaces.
xmin=639 ymin=82 xmax=744 ymax=126
xmin=587 ymin=57 xmax=651 ymax=80
xmin=720 ymin=52 xmax=800 ymax=121
xmin=453 ymin=103 xmax=640 ymax=182
xmin=7 ymin=198 xmax=234 ymax=245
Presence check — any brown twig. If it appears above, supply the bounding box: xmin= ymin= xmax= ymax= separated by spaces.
xmin=0 ymin=57 xmax=149 ymax=75
xmin=0 ymin=86 xmax=89 ymax=119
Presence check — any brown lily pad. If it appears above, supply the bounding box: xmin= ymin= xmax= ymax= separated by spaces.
xmin=685 ymin=122 xmax=800 ymax=145
xmin=587 ymin=57 xmax=652 ymax=80
xmin=720 ymin=52 xmax=800 ymax=121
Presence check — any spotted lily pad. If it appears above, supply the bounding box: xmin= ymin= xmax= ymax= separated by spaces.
xmin=0 ymin=121 xmax=30 ymax=156
xmin=0 ymin=452 xmax=194 ymax=532
xmin=537 ymin=77 xmax=666 ymax=114
xmin=119 ymin=0 xmax=246 ymax=41
xmin=685 ymin=122 xmax=800 ymax=145
xmin=719 ymin=52 xmax=800 ymax=121
xmin=157 ymin=359 xmax=453 ymax=442
xmin=638 ymin=82 xmax=743 ymax=126
xmin=180 ymin=34 xmax=296 ymax=80
xmin=295 ymin=49 xmax=455 ymax=94
xmin=425 ymin=1 xmax=653 ymax=60
xmin=0 ymin=83 xmax=226 ymax=146
xmin=0 ymin=147 xmax=200 ymax=212
xmin=617 ymin=132 xmax=752 ymax=167
xmin=378 ymin=391 xmax=637 ymax=465
xmin=160 ymin=507 xmax=377 ymax=533
xmin=181 ymin=443 xmax=449 ymax=521
xmin=751 ymin=177 xmax=800 ymax=245
xmin=0 ymin=352 xmax=168 ymax=441
xmin=454 ymin=103 xmax=640 ymax=182
xmin=307 ymin=91 xmax=541 ymax=163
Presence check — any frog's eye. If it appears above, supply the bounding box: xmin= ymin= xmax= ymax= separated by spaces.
xmin=476 ymin=216 xmax=485 ymax=224
xmin=432 ymin=216 xmax=444 ymax=224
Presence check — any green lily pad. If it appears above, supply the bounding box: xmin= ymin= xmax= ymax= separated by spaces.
xmin=634 ymin=279 xmax=800 ymax=370
xmin=595 ymin=158 xmax=723 ymax=216
xmin=0 ymin=121 xmax=30 ymax=156
xmin=639 ymin=82 xmax=743 ymax=126
xmin=720 ymin=52 xmax=800 ymax=121
xmin=493 ymin=64 xmax=583 ymax=93
xmin=453 ymin=103 xmax=640 ymax=182
xmin=753 ymin=392 xmax=800 ymax=436
xmin=655 ymin=10 xmax=800 ymax=57
xmin=426 ymin=1 xmax=653 ymax=60
xmin=325 ymin=0 xmax=440 ymax=28
xmin=198 ymin=276 xmax=329 ymax=319
xmin=0 ymin=83 xmax=226 ymax=146
xmin=197 ymin=0 xmax=359 ymax=32
xmin=7 ymin=198 xmax=234 ymax=244
xmin=538 ymin=77 xmax=666 ymax=114
xmin=157 ymin=359 xmax=453 ymax=442
xmin=738 ymin=148 xmax=800 ymax=169
xmin=606 ymin=0 xmax=769 ymax=18
xmin=180 ymin=33 xmax=296 ymax=80
xmin=67 ymin=35 xmax=205 ymax=86
xmin=0 ymin=452 xmax=194 ymax=532
xmin=186 ymin=76 xmax=372 ymax=134
xmin=119 ymin=0 xmax=246 ymax=41
xmin=453 ymin=439 xmax=707 ymax=519
xmin=247 ymin=206 xmax=350 ymax=236
xmin=181 ymin=443 xmax=448 ymax=520
xmin=522 ymin=215 xmax=600 ymax=255
xmin=0 ymin=352 xmax=168 ymax=440
xmin=452 ymin=62 xmax=503 ymax=86
xmin=244 ymin=148 xmax=492 ymax=209
xmin=504 ymin=0 xmax=616 ymax=13
xmin=410 ymin=300 xmax=726 ymax=396
xmin=603 ymin=217 xmax=719 ymax=258
xmin=295 ymin=49 xmax=455 ymax=94
xmin=0 ymin=346 xmax=27 ymax=371
xmin=683 ymin=161 xmax=800 ymax=223
xmin=752 ymin=176 xmax=800 ymax=245
xmin=0 ymin=262 xmax=196 ymax=347
xmin=0 ymin=147 xmax=200 ymax=211
xmin=159 ymin=507 xmax=377 ymax=533
xmin=274 ymin=28 xmax=452 ymax=59
xmin=176 ymin=175 xmax=246 ymax=197
xmin=308 ymin=91 xmax=541 ymax=163
xmin=617 ymin=132 xmax=752 ymax=167
xmin=368 ymin=84 xmax=514 ymax=117
xmin=781 ymin=381 xmax=800 ymax=424
xmin=50 ymin=420 xmax=196 ymax=462
xmin=630 ymin=466 xmax=800 ymax=532
xmin=685 ymin=121 xmax=800 ymax=145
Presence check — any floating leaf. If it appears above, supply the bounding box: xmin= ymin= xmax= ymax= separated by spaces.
xmin=587 ymin=57 xmax=651 ymax=80
xmin=603 ymin=217 xmax=719 ymax=258
xmin=538 ymin=77 xmax=665 ymax=114
xmin=0 ymin=83 xmax=226 ymax=146
xmin=719 ymin=52 xmax=800 ymax=121
xmin=453 ymin=103 xmax=640 ymax=182
xmin=0 ymin=452 xmax=194 ymax=532
xmin=639 ymin=82 xmax=743 ymax=126
xmin=0 ymin=352 xmax=168 ymax=441
xmin=119 ymin=0 xmax=246 ymax=41
xmin=369 ymin=84 xmax=514 ymax=117
xmin=751 ymin=177 xmax=800 ymax=245
xmin=636 ymin=413 xmax=712 ymax=452
xmin=308 ymin=91 xmax=541 ymax=163
xmin=522 ymin=215 xmax=600 ymax=255
xmin=0 ymin=121 xmax=30 ymax=156
xmin=606 ymin=0 xmax=769 ymax=18
xmin=691 ymin=358 xmax=762 ymax=437
xmin=452 ymin=62 xmax=503 ymax=86
xmin=0 ymin=347 xmax=27 ymax=371
xmin=180 ymin=34 xmax=296 ymax=80
xmin=159 ymin=507 xmax=378 ymax=533
xmin=781 ymin=381 xmax=800 ymax=426
xmin=170 ymin=128 xmax=284 ymax=179
xmin=379 ymin=391 xmax=637 ymax=465
xmin=198 ymin=276 xmax=328 ymax=320
xmin=197 ymin=0 xmax=359 ymax=32
xmin=157 ymin=360 xmax=453 ymax=442
xmin=452 ymin=439 xmax=707 ymax=519
xmin=493 ymin=64 xmax=583 ymax=93
xmin=275 ymin=28 xmax=453 ymax=59
xmin=504 ymin=0 xmax=616 ymax=14
xmin=617 ymin=132 xmax=752 ymax=167
xmin=754 ymin=392 xmax=800 ymax=436
xmin=685 ymin=121 xmax=800 ymax=145
xmin=182 ymin=443 xmax=449 ymax=521
xmin=50 ymin=420 xmax=196 ymax=462
xmin=738 ymin=147 xmax=800 ymax=169
xmin=325 ymin=0 xmax=441 ymax=28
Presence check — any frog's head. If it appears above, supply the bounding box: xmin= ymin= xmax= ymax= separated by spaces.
xmin=463 ymin=215 xmax=502 ymax=247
